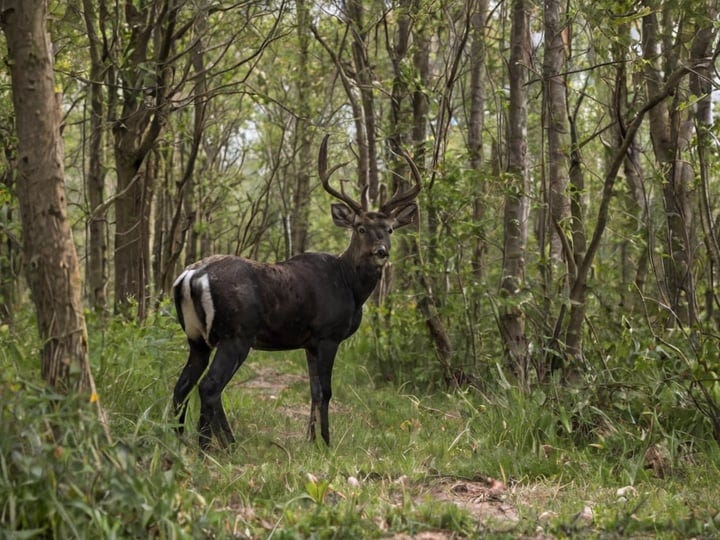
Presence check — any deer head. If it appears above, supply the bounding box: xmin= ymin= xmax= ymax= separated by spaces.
xmin=318 ymin=134 xmax=421 ymax=268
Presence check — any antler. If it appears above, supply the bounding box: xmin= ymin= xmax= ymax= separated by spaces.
xmin=318 ymin=135 xmax=363 ymax=214
xmin=380 ymin=147 xmax=422 ymax=214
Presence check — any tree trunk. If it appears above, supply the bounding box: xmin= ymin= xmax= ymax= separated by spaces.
xmin=387 ymin=0 xmax=412 ymax=192
xmin=345 ymin=0 xmax=379 ymax=201
xmin=542 ymin=0 xmax=571 ymax=272
xmin=500 ymin=0 xmax=530 ymax=384
xmin=0 ymin=0 xmax=96 ymax=394
xmin=468 ymin=0 xmax=488 ymax=278
xmin=161 ymin=2 xmax=209 ymax=290
xmin=611 ymin=23 xmax=648 ymax=310
xmin=564 ymin=60 xmax=699 ymax=370
xmin=81 ymin=0 xmax=108 ymax=313
xmin=110 ymin=0 xmax=178 ymax=317
xmin=692 ymin=10 xmax=720 ymax=326
xmin=113 ymin=142 xmax=153 ymax=317
xmin=642 ymin=6 xmax=697 ymax=327
xmin=290 ymin=0 xmax=313 ymax=255
xmin=411 ymin=12 xmax=454 ymax=383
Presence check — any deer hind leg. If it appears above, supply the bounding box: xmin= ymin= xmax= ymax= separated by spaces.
xmin=173 ymin=338 xmax=211 ymax=434
xmin=197 ymin=337 xmax=249 ymax=450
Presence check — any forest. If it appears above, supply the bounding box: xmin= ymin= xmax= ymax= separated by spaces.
xmin=1 ymin=0 xmax=720 ymax=537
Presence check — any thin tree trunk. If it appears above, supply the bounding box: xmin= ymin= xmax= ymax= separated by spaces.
xmin=386 ymin=0 xmax=412 ymax=190
xmin=611 ymin=23 xmax=648 ymax=310
xmin=690 ymin=11 xmax=720 ymax=325
xmin=540 ymin=0 xmax=572 ymax=379
xmin=468 ymin=0 xmax=488 ymax=278
xmin=499 ymin=0 xmax=530 ymax=384
xmin=0 ymin=0 xmax=95 ymax=395
xmin=542 ymin=0 xmax=571 ymax=270
xmin=412 ymin=12 xmax=454 ymax=382
xmin=641 ymin=6 xmax=697 ymax=326
xmin=290 ymin=0 xmax=313 ymax=255
xmin=565 ymin=62 xmax=699 ymax=366
xmin=345 ymin=0 xmax=379 ymax=201
xmin=161 ymin=2 xmax=209 ymax=289
xmin=81 ymin=0 xmax=108 ymax=312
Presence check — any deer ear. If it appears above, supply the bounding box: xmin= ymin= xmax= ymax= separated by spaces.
xmin=391 ymin=202 xmax=418 ymax=228
xmin=330 ymin=203 xmax=356 ymax=228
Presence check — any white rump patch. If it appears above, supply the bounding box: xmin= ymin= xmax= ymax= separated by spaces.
xmin=197 ymin=273 xmax=214 ymax=344
xmin=175 ymin=269 xmax=205 ymax=344
xmin=172 ymin=269 xmax=189 ymax=291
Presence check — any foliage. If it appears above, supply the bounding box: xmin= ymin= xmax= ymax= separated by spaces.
xmin=2 ymin=310 xmax=720 ymax=537
xmin=0 ymin=378 xmax=224 ymax=538
xmin=2 ymin=0 xmax=720 ymax=535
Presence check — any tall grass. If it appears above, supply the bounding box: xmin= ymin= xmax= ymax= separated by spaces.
xmin=1 ymin=306 xmax=719 ymax=537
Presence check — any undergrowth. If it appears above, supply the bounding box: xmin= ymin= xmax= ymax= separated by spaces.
xmin=1 ymin=307 xmax=719 ymax=538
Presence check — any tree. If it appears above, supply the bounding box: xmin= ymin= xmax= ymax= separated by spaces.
xmin=499 ymin=0 xmax=531 ymax=383
xmin=80 ymin=0 xmax=109 ymax=313
xmin=541 ymin=0 xmax=571 ymax=284
xmin=109 ymin=0 xmax=183 ymax=318
xmin=0 ymin=0 xmax=98 ymax=394
xmin=289 ymin=0 xmax=313 ymax=256
xmin=642 ymin=1 xmax=697 ymax=326
xmin=468 ymin=0 xmax=489 ymax=278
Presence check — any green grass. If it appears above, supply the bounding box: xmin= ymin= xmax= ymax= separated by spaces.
xmin=1 ymin=309 xmax=719 ymax=538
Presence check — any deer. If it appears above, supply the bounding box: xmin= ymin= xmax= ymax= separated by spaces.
xmin=171 ymin=135 xmax=421 ymax=450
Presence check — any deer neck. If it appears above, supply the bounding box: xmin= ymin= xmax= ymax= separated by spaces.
xmin=339 ymin=250 xmax=383 ymax=304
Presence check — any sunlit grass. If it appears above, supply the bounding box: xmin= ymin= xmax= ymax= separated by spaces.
xmin=1 ymin=307 xmax=719 ymax=537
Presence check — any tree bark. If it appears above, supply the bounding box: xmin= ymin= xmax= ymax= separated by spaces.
xmin=611 ymin=22 xmax=648 ymax=309
xmin=345 ymin=0 xmax=379 ymax=201
xmin=0 ymin=0 xmax=96 ymax=394
xmin=565 ymin=62 xmax=699 ymax=366
xmin=690 ymin=8 xmax=720 ymax=325
xmin=111 ymin=0 xmax=178 ymax=317
xmin=642 ymin=5 xmax=697 ymax=326
xmin=468 ymin=0 xmax=488 ymax=278
xmin=81 ymin=0 xmax=108 ymax=313
xmin=290 ymin=0 xmax=313 ymax=255
xmin=542 ymin=0 xmax=571 ymax=272
xmin=500 ymin=0 xmax=530 ymax=384
xmin=160 ymin=1 xmax=209 ymax=291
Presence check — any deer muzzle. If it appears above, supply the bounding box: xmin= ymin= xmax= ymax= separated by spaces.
xmin=372 ymin=244 xmax=389 ymax=265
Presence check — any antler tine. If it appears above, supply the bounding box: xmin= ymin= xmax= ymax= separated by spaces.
xmin=380 ymin=147 xmax=422 ymax=214
xmin=318 ymin=135 xmax=363 ymax=213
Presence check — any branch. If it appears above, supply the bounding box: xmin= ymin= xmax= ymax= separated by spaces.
xmin=570 ymin=61 xmax=705 ymax=301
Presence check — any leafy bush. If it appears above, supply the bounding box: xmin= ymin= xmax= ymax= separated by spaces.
xmin=0 ymin=373 xmax=225 ymax=538
xmin=1 ymin=298 xmax=718 ymax=538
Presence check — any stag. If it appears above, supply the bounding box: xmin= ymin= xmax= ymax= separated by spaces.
xmin=172 ymin=135 xmax=421 ymax=449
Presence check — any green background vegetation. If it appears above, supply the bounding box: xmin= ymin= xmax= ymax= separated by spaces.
xmin=2 ymin=306 xmax=720 ymax=537
xmin=1 ymin=0 xmax=720 ymax=536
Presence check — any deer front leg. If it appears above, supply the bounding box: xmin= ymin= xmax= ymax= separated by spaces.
xmin=307 ymin=373 xmax=322 ymax=442
xmin=306 ymin=342 xmax=337 ymax=445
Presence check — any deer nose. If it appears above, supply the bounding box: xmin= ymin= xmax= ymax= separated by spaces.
xmin=373 ymin=245 xmax=389 ymax=259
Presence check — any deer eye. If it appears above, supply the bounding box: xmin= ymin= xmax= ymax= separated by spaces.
xmin=357 ymin=226 xmax=367 ymax=234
